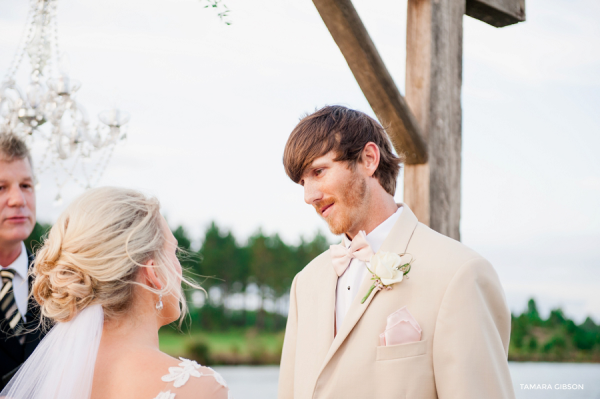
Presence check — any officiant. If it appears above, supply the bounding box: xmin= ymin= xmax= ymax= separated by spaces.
xmin=0 ymin=134 xmax=44 ymax=390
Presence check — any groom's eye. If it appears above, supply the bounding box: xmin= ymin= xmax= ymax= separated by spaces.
xmin=315 ymin=169 xmax=324 ymax=176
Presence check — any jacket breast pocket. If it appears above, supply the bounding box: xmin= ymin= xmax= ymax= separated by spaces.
xmin=376 ymin=339 xmax=428 ymax=361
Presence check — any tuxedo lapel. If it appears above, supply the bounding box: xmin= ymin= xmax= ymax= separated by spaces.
xmin=319 ymin=266 xmax=378 ymax=372
xmin=377 ymin=204 xmax=419 ymax=256
xmin=313 ymin=252 xmax=338 ymax=361
xmin=317 ymin=204 xmax=419 ymax=376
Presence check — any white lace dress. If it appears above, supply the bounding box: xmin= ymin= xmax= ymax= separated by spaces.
xmin=153 ymin=358 xmax=231 ymax=399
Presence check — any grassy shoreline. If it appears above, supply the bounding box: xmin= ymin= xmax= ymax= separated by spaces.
xmin=160 ymin=328 xmax=600 ymax=366
xmin=159 ymin=329 xmax=284 ymax=365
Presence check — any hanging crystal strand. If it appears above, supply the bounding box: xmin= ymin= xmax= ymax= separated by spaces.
xmin=51 ymin=155 xmax=63 ymax=206
xmin=27 ymin=0 xmax=51 ymax=78
xmin=3 ymin=0 xmax=36 ymax=82
xmin=40 ymin=1 xmax=52 ymax=78
xmin=61 ymin=152 xmax=82 ymax=188
xmin=90 ymin=144 xmax=108 ymax=183
xmin=30 ymin=1 xmax=50 ymax=84
xmin=56 ymin=152 xmax=82 ymax=193
xmin=48 ymin=0 xmax=60 ymax=78
xmin=80 ymin=155 xmax=91 ymax=189
xmin=91 ymin=143 xmax=117 ymax=187
xmin=51 ymin=136 xmax=76 ymax=197
xmin=82 ymin=144 xmax=101 ymax=188
xmin=53 ymin=192 xmax=63 ymax=206
xmin=85 ymin=146 xmax=99 ymax=188
xmin=119 ymin=124 xmax=128 ymax=141
xmin=36 ymin=144 xmax=50 ymax=174
xmin=33 ymin=136 xmax=55 ymax=184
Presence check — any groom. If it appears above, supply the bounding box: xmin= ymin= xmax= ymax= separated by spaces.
xmin=278 ymin=106 xmax=515 ymax=399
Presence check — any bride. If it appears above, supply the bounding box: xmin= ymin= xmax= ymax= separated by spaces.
xmin=1 ymin=187 xmax=229 ymax=399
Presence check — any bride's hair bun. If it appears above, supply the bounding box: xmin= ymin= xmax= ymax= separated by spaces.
xmin=31 ymin=186 xmax=185 ymax=323
xmin=33 ymin=257 xmax=94 ymax=323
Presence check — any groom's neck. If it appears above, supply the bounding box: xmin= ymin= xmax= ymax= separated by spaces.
xmin=346 ymin=192 xmax=398 ymax=240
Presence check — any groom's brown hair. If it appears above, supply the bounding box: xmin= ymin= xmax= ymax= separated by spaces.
xmin=283 ymin=105 xmax=403 ymax=196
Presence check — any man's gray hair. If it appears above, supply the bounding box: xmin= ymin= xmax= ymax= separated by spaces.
xmin=0 ymin=133 xmax=33 ymax=167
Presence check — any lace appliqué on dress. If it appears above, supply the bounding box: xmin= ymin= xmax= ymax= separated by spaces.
xmin=162 ymin=358 xmax=203 ymax=388
xmin=154 ymin=391 xmax=176 ymax=399
xmin=153 ymin=357 xmax=229 ymax=399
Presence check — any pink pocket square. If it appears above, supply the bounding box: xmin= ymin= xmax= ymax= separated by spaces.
xmin=379 ymin=306 xmax=422 ymax=346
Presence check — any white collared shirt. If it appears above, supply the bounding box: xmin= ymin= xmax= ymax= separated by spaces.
xmin=0 ymin=242 xmax=29 ymax=321
xmin=335 ymin=206 xmax=403 ymax=330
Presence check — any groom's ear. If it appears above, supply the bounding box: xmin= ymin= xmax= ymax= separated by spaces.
xmin=360 ymin=142 xmax=381 ymax=177
xmin=140 ymin=259 xmax=164 ymax=290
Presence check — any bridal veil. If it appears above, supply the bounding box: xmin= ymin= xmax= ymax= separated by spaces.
xmin=0 ymin=304 xmax=104 ymax=399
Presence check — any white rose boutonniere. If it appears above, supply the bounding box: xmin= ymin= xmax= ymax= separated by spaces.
xmin=361 ymin=252 xmax=413 ymax=304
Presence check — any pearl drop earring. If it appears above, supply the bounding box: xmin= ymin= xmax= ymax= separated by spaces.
xmin=156 ymin=294 xmax=163 ymax=311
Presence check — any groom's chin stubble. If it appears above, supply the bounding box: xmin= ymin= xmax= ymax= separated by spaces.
xmin=323 ymin=212 xmax=350 ymax=236
xmin=315 ymin=207 xmax=342 ymax=235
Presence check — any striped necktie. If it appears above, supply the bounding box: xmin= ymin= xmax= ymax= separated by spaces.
xmin=0 ymin=269 xmax=26 ymax=344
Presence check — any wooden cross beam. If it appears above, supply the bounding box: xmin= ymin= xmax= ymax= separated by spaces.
xmin=313 ymin=0 xmax=525 ymax=240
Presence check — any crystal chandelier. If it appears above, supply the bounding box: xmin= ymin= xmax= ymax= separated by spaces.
xmin=0 ymin=0 xmax=130 ymax=203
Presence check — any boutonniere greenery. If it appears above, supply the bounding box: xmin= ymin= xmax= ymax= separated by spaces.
xmin=361 ymin=252 xmax=414 ymax=304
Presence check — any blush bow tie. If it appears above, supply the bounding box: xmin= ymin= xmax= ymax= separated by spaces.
xmin=330 ymin=230 xmax=374 ymax=277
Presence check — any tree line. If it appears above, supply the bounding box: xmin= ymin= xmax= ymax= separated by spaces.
xmin=175 ymin=222 xmax=330 ymax=331
xmin=25 ymin=221 xmax=330 ymax=332
xmin=509 ymin=299 xmax=600 ymax=362
xmin=26 ymin=222 xmax=600 ymax=363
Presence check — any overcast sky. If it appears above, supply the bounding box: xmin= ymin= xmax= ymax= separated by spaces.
xmin=1 ymin=0 xmax=599 ymax=322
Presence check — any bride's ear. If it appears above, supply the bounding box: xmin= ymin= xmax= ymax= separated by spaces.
xmin=141 ymin=259 xmax=163 ymax=290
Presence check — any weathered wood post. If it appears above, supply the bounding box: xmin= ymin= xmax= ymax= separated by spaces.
xmin=404 ymin=0 xmax=525 ymax=240
xmin=312 ymin=0 xmax=525 ymax=240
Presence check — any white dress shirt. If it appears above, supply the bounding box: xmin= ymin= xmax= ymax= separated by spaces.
xmin=335 ymin=206 xmax=403 ymax=330
xmin=0 ymin=242 xmax=29 ymax=321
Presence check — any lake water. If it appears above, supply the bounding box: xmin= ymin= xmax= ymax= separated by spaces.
xmin=213 ymin=362 xmax=600 ymax=399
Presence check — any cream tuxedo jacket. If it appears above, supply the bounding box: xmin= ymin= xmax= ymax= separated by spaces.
xmin=278 ymin=204 xmax=515 ymax=399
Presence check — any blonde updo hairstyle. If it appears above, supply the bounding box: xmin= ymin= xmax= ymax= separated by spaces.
xmin=32 ymin=187 xmax=188 ymax=324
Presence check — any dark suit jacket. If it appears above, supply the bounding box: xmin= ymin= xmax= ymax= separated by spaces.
xmin=0 ymin=249 xmax=45 ymax=390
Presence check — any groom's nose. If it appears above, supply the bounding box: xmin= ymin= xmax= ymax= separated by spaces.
xmin=304 ymin=180 xmax=323 ymax=205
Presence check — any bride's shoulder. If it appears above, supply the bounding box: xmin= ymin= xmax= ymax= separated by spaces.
xmin=100 ymin=349 xmax=229 ymax=399
xmin=152 ymin=355 xmax=229 ymax=399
